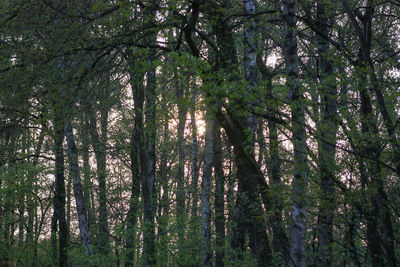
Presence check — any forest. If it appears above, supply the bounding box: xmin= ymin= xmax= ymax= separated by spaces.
xmin=0 ymin=0 xmax=399 ymax=266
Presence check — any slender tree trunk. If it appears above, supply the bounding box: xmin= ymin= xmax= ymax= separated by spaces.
xmin=51 ymin=208 xmax=58 ymax=266
xmin=64 ymin=117 xmax=93 ymax=257
xmin=0 ymin=134 xmax=13 ymax=265
xmin=78 ymin=111 xmax=95 ymax=239
xmin=66 ymin=171 xmax=71 ymax=239
xmin=143 ymin=5 xmax=158 ymax=263
xmin=145 ymin=60 xmax=156 ymax=213
xmin=315 ymin=3 xmax=338 ymax=266
xmin=359 ymin=81 xmax=384 ymax=267
xmin=142 ymin=54 xmax=156 ymax=266
xmin=53 ymin=107 xmax=68 ymax=267
xmin=176 ymin=70 xmax=187 ymax=257
xmin=27 ymin=121 xmax=45 ymax=265
xmin=87 ymin=103 xmax=110 ymax=255
xmin=127 ymin=50 xmax=157 ymax=265
xmin=188 ymin=76 xmax=201 ymax=262
xmin=125 ymin=56 xmax=145 ymax=267
xmin=345 ymin=209 xmax=363 ymax=267
xmin=158 ymin=102 xmax=171 ymax=264
xmin=230 ymin=181 xmax=246 ymax=260
xmin=190 ymin=79 xmax=199 ymax=220
xmin=214 ymin=123 xmax=225 ymax=267
xmin=201 ymin=107 xmax=214 ymax=267
xmin=265 ymin=75 xmax=289 ymax=265
xmin=137 ymin=103 xmax=153 ymax=265
xmin=283 ymin=0 xmax=308 ymax=266
xmin=18 ymin=138 xmax=25 ymax=245
xmin=226 ymin=148 xmax=235 ymax=238
xmin=124 ymin=128 xmax=141 ymax=267
xmin=0 ymin=136 xmax=4 ymax=265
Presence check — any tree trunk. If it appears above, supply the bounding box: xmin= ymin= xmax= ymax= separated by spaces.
xmin=127 ymin=50 xmax=156 ymax=265
xmin=78 ymin=110 xmax=95 ymax=240
xmin=64 ymin=118 xmax=94 ymax=258
xmin=230 ymin=181 xmax=246 ymax=260
xmin=176 ymin=70 xmax=187 ymax=258
xmin=188 ymin=77 xmax=201 ymax=262
xmin=214 ymin=123 xmax=225 ymax=267
xmin=201 ymin=108 xmax=214 ymax=267
xmin=158 ymin=99 xmax=171 ymax=264
xmin=51 ymin=208 xmax=58 ymax=266
xmin=142 ymin=54 xmax=157 ymax=266
xmin=282 ymin=0 xmax=308 ymax=266
xmin=125 ymin=58 xmax=144 ymax=267
xmin=53 ymin=107 xmax=68 ymax=267
xmin=226 ymin=147 xmax=235 ymax=238
xmin=27 ymin=121 xmax=46 ymax=265
xmin=315 ymin=3 xmax=338 ymax=267
xmin=359 ymin=81 xmax=385 ymax=267
xmin=190 ymin=79 xmax=199 ymax=220
xmin=87 ymin=102 xmax=110 ymax=255
xmin=124 ymin=128 xmax=141 ymax=267
xmin=18 ymin=135 xmax=25 ymax=245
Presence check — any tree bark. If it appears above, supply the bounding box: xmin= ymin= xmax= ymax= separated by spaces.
xmin=87 ymin=100 xmax=110 ymax=255
xmin=78 ymin=110 xmax=95 ymax=240
xmin=124 ymin=127 xmax=140 ymax=267
xmin=2 ymin=135 xmax=16 ymax=266
xmin=53 ymin=107 xmax=68 ymax=267
xmin=64 ymin=118 xmax=94 ymax=257
xmin=142 ymin=54 xmax=157 ymax=266
xmin=176 ymin=69 xmax=187 ymax=258
xmin=315 ymin=3 xmax=338 ymax=267
xmin=158 ymin=100 xmax=171 ymax=263
xmin=127 ymin=49 xmax=156 ymax=265
xmin=214 ymin=123 xmax=225 ymax=267
xmin=201 ymin=108 xmax=214 ymax=267
xmin=142 ymin=5 xmax=158 ymax=264
xmin=125 ymin=57 xmax=144 ymax=267
xmin=27 ymin=121 xmax=46 ymax=264
xmin=230 ymin=181 xmax=246 ymax=260
xmin=190 ymin=79 xmax=199 ymax=220
xmin=282 ymin=0 xmax=308 ymax=266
